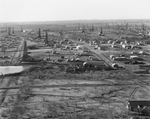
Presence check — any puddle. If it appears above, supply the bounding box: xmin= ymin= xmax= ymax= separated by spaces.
xmin=0 ymin=66 xmax=24 ymax=75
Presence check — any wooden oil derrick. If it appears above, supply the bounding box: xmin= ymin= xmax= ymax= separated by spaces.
xmin=99 ymin=27 xmax=103 ymax=36
xmin=78 ymin=24 xmax=81 ymax=30
xmin=117 ymin=24 xmax=120 ymax=29
xmin=82 ymin=25 xmax=85 ymax=33
xmin=107 ymin=24 xmax=110 ymax=29
xmin=21 ymin=26 xmax=23 ymax=32
xmin=142 ymin=23 xmax=146 ymax=31
xmin=12 ymin=27 xmax=15 ymax=34
xmin=22 ymin=39 xmax=28 ymax=59
xmin=8 ymin=27 xmax=11 ymax=35
xmin=59 ymin=31 xmax=63 ymax=41
xmin=1 ymin=45 xmax=6 ymax=55
xmin=100 ymin=27 xmax=103 ymax=34
xmin=91 ymin=24 xmax=94 ymax=32
xmin=45 ymin=30 xmax=49 ymax=45
xmin=126 ymin=23 xmax=128 ymax=29
xmin=38 ymin=28 xmax=41 ymax=38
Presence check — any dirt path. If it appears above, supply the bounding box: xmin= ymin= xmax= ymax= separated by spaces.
xmin=11 ymin=38 xmax=27 ymax=65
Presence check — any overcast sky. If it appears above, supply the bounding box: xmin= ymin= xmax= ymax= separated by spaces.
xmin=0 ymin=0 xmax=150 ymax=22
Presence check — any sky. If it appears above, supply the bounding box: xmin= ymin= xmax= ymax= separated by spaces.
xmin=0 ymin=0 xmax=150 ymax=23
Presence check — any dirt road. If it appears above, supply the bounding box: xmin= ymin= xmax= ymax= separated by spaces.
xmin=11 ymin=38 xmax=27 ymax=65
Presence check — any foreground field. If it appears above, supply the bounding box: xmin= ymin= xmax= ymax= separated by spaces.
xmin=0 ymin=65 xmax=150 ymax=119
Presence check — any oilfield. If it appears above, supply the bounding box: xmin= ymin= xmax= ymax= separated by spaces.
xmin=0 ymin=20 xmax=150 ymax=119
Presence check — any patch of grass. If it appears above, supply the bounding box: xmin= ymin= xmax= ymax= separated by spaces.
xmin=23 ymin=66 xmax=139 ymax=82
xmin=5 ymin=78 xmax=34 ymax=119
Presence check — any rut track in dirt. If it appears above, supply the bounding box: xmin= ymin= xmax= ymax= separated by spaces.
xmin=0 ymin=76 xmax=16 ymax=106
xmin=0 ymin=83 xmax=139 ymax=90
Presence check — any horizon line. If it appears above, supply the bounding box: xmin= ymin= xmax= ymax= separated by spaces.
xmin=0 ymin=18 xmax=150 ymax=24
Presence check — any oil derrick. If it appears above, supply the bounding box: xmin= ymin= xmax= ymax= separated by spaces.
xmin=38 ymin=28 xmax=41 ymax=38
xmin=126 ymin=23 xmax=128 ymax=30
xmin=82 ymin=25 xmax=85 ymax=33
xmin=59 ymin=31 xmax=63 ymax=41
xmin=12 ymin=27 xmax=15 ymax=33
xmin=8 ymin=27 xmax=11 ymax=35
xmin=90 ymin=25 xmax=94 ymax=32
xmin=99 ymin=27 xmax=103 ymax=36
xmin=45 ymin=30 xmax=49 ymax=45
xmin=1 ymin=45 xmax=6 ymax=55
xmin=22 ymin=39 xmax=28 ymax=59
xmin=101 ymin=27 xmax=103 ymax=34
xmin=117 ymin=24 xmax=120 ymax=29
xmin=142 ymin=24 xmax=148 ymax=38
xmin=107 ymin=24 xmax=110 ymax=29
xmin=78 ymin=24 xmax=81 ymax=30
xmin=21 ymin=26 xmax=23 ymax=32
xmin=5 ymin=27 xmax=7 ymax=33
xmin=142 ymin=23 xmax=145 ymax=31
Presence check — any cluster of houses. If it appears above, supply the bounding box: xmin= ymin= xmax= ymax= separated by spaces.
xmin=86 ymin=39 xmax=147 ymax=51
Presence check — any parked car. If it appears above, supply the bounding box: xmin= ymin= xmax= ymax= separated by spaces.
xmin=113 ymin=57 xmax=130 ymax=61
xmin=110 ymin=55 xmax=116 ymax=59
xmin=130 ymin=56 xmax=145 ymax=61
xmin=78 ymin=52 xmax=93 ymax=56
xmin=112 ymin=63 xmax=125 ymax=69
